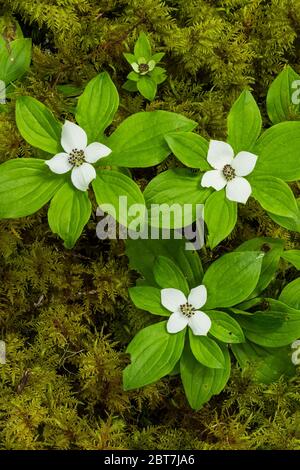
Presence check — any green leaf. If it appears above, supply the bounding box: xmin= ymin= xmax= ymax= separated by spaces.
xmin=57 ymin=84 xmax=82 ymax=97
xmin=203 ymin=251 xmax=264 ymax=309
xmin=204 ymin=190 xmax=237 ymax=249
xmin=122 ymin=80 xmax=138 ymax=92
xmin=180 ymin=344 xmax=215 ymax=410
xmin=92 ymin=169 xmax=145 ymax=228
xmin=153 ymin=256 xmax=189 ymax=294
xmin=123 ymin=321 xmax=185 ymax=390
xmin=129 ymin=286 xmax=169 ymax=316
xmin=0 ymin=159 xmax=64 ymax=218
xmin=150 ymin=66 xmax=167 ymax=85
xmin=47 ymin=182 xmax=91 ymax=249
xmin=127 ymin=71 xmax=140 ymax=81
xmin=253 ymin=121 xmax=300 ymax=181
xmin=165 ymin=132 xmax=210 ymax=170
xmin=0 ymin=38 xmax=31 ymax=83
xmin=236 ymin=237 xmax=284 ymax=296
xmin=175 ymin=247 xmax=204 ymax=288
xmin=169 ymin=361 xmax=180 ymax=376
xmin=279 ymin=278 xmax=300 ymax=310
xmin=189 ymin=330 xmax=225 ymax=368
xmin=250 ymin=175 xmax=299 ymax=220
xmin=282 ymin=250 xmax=300 ymax=270
xmin=16 ymin=96 xmax=62 ymax=154
xmin=125 ymin=238 xmax=203 ymax=288
xmin=144 ymin=168 xmax=211 ymax=229
xmin=137 ymin=76 xmax=157 ymax=101
xmin=227 ymin=90 xmax=262 ymax=153
xmin=208 ymin=310 xmax=245 ymax=343
xmin=238 ymin=299 xmax=300 ymax=347
xmin=180 ymin=343 xmax=230 ymax=410
xmin=236 ymin=297 xmax=265 ymax=311
xmin=267 ymin=65 xmax=300 ymax=124
xmin=232 ymin=341 xmax=295 ymax=384
xmin=210 ymin=344 xmax=231 ymax=395
xmin=75 ymin=72 xmax=119 ymax=142
xmin=267 ymin=207 xmax=300 ymax=233
xmin=104 ymin=111 xmax=196 ymax=167
xmin=151 ymin=52 xmax=165 ymax=63
xmin=134 ymin=32 xmax=151 ymax=60
xmin=123 ymin=52 xmax=136 ymax=65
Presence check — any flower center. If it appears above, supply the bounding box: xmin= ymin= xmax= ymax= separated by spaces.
xmin=68 ymin=149 xmax=85 ymax=167
xmin=222 ymin=164 xmax=236 ymax=181
xmin=138 ymin=63 xmax=149 ymax=73
xmin=180 ymin=302 xmax=196 ymax=318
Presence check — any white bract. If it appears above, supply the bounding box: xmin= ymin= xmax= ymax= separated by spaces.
xmin=45 ymin=121 xmax=112 ymax=191
xmin=201 ymin=140 xmax=258 ymax=204
xmin=291 ymin=339 xmax=300 ymax=365
xmin=131 ymin=57 xmax=155 ymax=75
xmin=161 ymin=284 xmax=211 ymax=335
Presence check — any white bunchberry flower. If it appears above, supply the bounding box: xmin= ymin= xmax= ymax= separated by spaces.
xmin=161 ymin=284 xmax=211 ymax=335
xmin=45 ymin=121 xmax=112 ymax=191
xmin=131 ymin=57 xmax=156 ymax=75
xmin=291 ymin=339 xmax=300 ymax=365
xmin=201 ymin=140 xmax=258 ymax=204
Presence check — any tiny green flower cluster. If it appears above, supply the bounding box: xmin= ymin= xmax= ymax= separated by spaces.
xmin=123 ymin=33 xmax=167 ymax=101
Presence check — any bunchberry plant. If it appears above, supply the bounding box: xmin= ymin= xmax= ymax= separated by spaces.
xmin=124 ymin=237 xmax=300 ymax=410
xmin=0 ymin=72 xmax=195 ymax=248
xmin=123 ymin=32 xmax=167 ymax=101
xmin=143 ymin=90 xmax=300 ymax=248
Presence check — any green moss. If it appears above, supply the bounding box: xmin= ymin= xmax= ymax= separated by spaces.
xmin=0 ymin=0 xmax=299 ymax=450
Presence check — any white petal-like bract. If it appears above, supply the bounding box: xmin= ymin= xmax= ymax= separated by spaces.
xmin=61 ymin=120 xmax=88 ymax=153
xmin=85 ymin=142 xmax=112 ymax=163
xmin=148 ymin=60 xmax=156 ymax=71
xmin=161 ymin=288 xmax=187 ymax=312
xmin=45 ymin=152 xmax=72 ymax=174
xmin=231 ymin=151 xmax=258 ymax=177
xmin=71 ymin=162 xmax=96 ymax=191
xmin=188 ymin=285 xmax=207 ymax=309
xmin=201 ymin=169 xmax=227 ymax=190
xmin=188 ymin=311 xmax=212 ymax=336
xmin=226 ymin=176 xmax=252 ymax=204
xmin=131 ymin=62 xmax=139 ymax=73
xmin=167 ymin=312 xmax=189 ymax=333
xmin=207 ymin=140 xmax=234 ymax=169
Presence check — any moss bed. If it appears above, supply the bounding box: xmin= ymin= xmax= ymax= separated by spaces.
xmin=0 ymin=0 xmax=299 ymax=450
